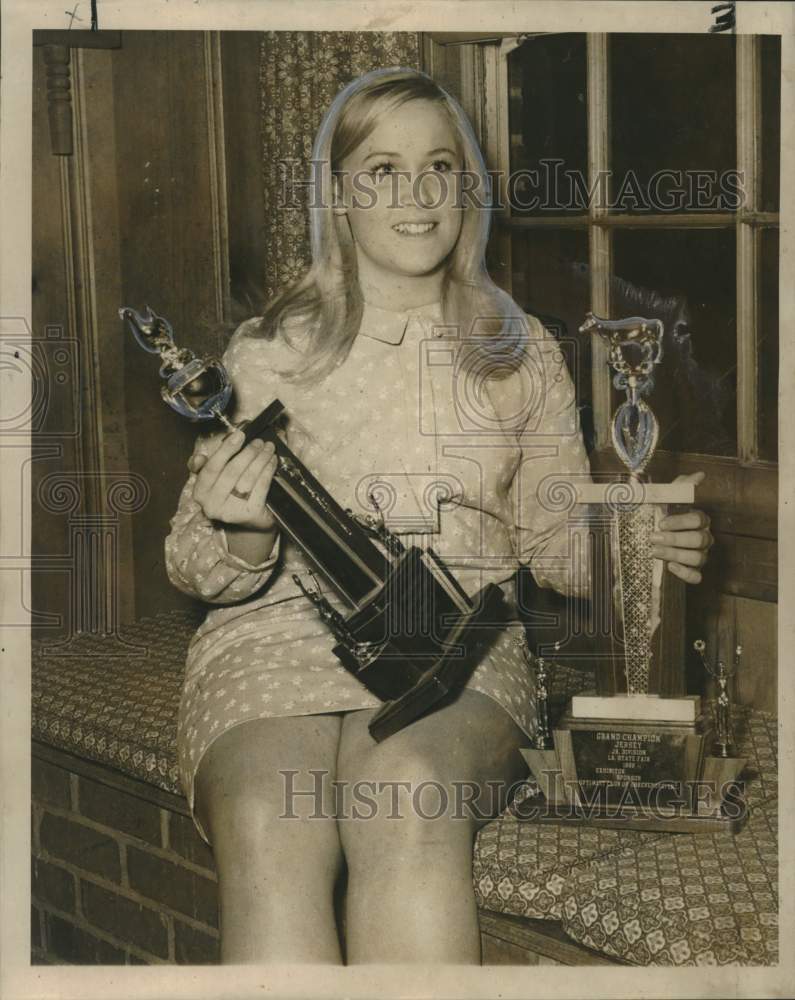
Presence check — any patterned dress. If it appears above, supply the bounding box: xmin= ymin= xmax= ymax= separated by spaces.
xmin=165 ymin=301 xmax=591 ymax=837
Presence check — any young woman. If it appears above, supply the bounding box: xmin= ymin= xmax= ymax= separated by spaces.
xmin=165 ymin=67 xmax=712 ymax=965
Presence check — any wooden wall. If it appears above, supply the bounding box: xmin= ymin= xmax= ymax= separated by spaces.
xmin=32 ymin=32 xmax=265 ymax=632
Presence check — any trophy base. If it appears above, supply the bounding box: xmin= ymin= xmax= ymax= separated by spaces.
xmin=343 ymin=581 xmax=507 ymax=742
xmin=520 ymin=699 xmax=747 ymax=833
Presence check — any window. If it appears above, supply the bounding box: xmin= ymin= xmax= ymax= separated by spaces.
xmin=463 ymin=33 xmax=780 ymax=469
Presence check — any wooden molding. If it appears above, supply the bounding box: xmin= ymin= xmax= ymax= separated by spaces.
xmin=204 ymin=31 xmax=231 ymax=326
xmin=70 ymin=49 xmax=107 ymax=512
xmin=481 ymin=42 xmax=514 ymax=293
xmin=427 ymin=32 xmax=523 ymax=46
xmin=586 ymin=34 xmax=613 ymax=451
xmin=41 ymin=45 xmax=73 ymax=155
xmin=479 ymin=911 xmax=621 ymax=966
xmin=34 ymin=32 xmax=121 ymax=156
xmin=499 ymin=211 xmax=779 ymax=230
xmin=737 ymin=35 xmax=762 ymax=462
xmin=32 ymin=739 xmax=190 ymax=816
xmin=33 ymin=30 xmax=122 ymax=49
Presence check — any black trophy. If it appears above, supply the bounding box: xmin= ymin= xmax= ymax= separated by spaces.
xmin=120 ymin=306 xmax=507 ymax=741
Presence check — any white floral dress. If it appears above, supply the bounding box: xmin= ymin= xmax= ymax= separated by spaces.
xmin=165 ymin=301 xmax=590 ymax=837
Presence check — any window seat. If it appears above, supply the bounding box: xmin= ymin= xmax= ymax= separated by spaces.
xmin=32 ymin=611 xmax=202 ymax=796
xmin=31 ymin=611 xmax=778 ymax=967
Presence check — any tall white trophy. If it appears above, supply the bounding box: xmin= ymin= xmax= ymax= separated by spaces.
xmin=521 ymin=314 xmax=746 ymax=831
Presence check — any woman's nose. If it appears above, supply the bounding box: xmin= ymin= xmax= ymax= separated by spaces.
xmin=395 ymin=170 xmax=448 ymax=210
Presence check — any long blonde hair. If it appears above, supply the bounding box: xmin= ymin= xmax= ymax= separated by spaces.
xmin=249 ymin=66 xmax=528 ymax=382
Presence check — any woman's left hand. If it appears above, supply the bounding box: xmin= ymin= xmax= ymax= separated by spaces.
xmin=650 ymin=472 xmax=714 ymax=585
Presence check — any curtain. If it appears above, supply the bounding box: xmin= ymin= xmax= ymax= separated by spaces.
xmin=259 ymin=31 xmax=422 ymax=301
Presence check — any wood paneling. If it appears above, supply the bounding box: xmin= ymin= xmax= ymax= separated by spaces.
xmin=221 ymin=32 xmax=267 ymax=314
xmin=590 ymin=448 xmax=778 ymax=542
xmin=33 ymin=32 xmax=239 ymax=626
xmin=709 ymin=533 xmax=777 ymax=603
xmin=110 ymin=31 xmax=228 ymax=620
xmin=732 ymin=596 xmax=777 ymax=713
xmin=687 ymin=592 xmax=777 ymax=713
xmin=421 ymin=36 xmax=467 ymax=112
xmin=32 ymin=46 xmax=82 ymax=638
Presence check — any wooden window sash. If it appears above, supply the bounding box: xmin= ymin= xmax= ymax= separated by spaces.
xmin=736 ymin=34 xmax=761 ymax=464
xmin=480 ymin=39 xmax=518 ymax=294
xmin=587 ymin=33 xmax=613 ymax=451
xmin=498 ymin=211 xmax=779 ymax=230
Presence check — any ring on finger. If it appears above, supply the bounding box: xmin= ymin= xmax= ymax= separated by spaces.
xmin=230 ymin=486 xmax=251 ymax=502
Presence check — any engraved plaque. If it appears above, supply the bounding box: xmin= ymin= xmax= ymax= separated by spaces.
xmin=569 ymin=727 xmax=688 ymax=807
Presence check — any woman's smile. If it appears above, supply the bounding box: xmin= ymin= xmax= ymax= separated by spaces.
xmin=391 ymin=221 xmax=438 ymax=236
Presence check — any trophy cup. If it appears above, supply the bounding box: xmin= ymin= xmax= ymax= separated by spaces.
xmin=120 ymin=306 xmax=507 ymax=741
xmin=520 ymin=313 xmax=746 ymax=831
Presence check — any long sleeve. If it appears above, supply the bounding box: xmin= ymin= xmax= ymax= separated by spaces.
xmin=163 ymin=322 xmax=282 ymax=604
xmin=164 ymin=460 xmax=282 ymax=604
xmin=508 ymin=316 xmax=592 ymax=598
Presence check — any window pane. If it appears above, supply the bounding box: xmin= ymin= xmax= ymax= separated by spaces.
xmin=761 ymin=35 xmax=781 ymax=212
xmin=508 ymin=34 xmax=588 ymax=216
xmin=611 ymin=35 xmax=736 ymax=214
xmin=510 ymin=229 xmax=594 ymax=450
xmin=758 ymin=228 xmax=778 ymax=460
xmin=612 ymin=229 xmax=736 ymax=456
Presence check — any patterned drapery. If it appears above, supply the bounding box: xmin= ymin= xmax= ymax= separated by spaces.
xmin=259 ymin=31 xmax=422 ymax=302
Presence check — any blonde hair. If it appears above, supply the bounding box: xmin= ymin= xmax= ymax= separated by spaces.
xmin=249 ymin=66 xmax=528 ymax=382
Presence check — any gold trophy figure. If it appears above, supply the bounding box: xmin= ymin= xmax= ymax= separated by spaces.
xmin=694 ymin=640 xmax=743 ymax=759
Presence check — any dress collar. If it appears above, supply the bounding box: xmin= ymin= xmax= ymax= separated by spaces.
xmin=358 ymin=300 xmax=443 ymax=345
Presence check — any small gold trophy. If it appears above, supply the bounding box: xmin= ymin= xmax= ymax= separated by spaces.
xmin=520 ymin=314 xmax=746 ymax=831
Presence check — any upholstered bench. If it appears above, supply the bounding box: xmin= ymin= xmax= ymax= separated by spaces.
xmin=32 ymin=612 xmax=198 ymax=797
xmin=31 ymin=611 xmax=778 ymax=967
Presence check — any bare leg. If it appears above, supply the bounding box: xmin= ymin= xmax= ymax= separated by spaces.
xmin=194 ymin=713 xmax=343 ymax=964
xmin=336 ymin=690 xmax=528 ymax=964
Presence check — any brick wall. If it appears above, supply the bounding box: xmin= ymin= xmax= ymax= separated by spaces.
xmin=31 ymin=751 xmax=220 ymax=965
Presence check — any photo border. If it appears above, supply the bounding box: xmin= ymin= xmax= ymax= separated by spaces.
xmin=2 ymin=2 xmax=793 ymax=997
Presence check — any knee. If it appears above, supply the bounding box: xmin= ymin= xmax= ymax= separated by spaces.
xmin=336 ymin=744 xmax=475 ymax=871
xmin=201 ymin=785 xmax=276 ymax=854
xmin=201 ymin=781 xmax=341 ymax=887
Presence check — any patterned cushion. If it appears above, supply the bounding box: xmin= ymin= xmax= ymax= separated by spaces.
xmin=32 ymin=610 xmax=201 ymax=794
xmin=474 ymin=706 xmax=778 ymax=965
xmin=474 ymin=816 xmax=663 ymax=920
xmin=560 ymin=799 xmax=778 ymax=966
xmin=730 ymin=709 xmax=778 ymax=807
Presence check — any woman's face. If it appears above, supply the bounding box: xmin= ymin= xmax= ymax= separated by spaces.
xmin=335 ymin=99 xmax=465 ymax=287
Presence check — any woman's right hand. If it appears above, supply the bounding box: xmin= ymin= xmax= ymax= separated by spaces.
xmin=189 ymin=429 xmax=278 ymax=532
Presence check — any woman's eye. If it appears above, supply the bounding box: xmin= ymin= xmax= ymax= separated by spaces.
xmin=369 ymin=162 xmax=394 ymax=179
xmin=431 ymin=159 xmax=453 ymax=173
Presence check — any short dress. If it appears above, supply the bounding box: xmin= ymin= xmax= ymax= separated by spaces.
xmin=165 ymin=301 xmax=591 ymax=839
